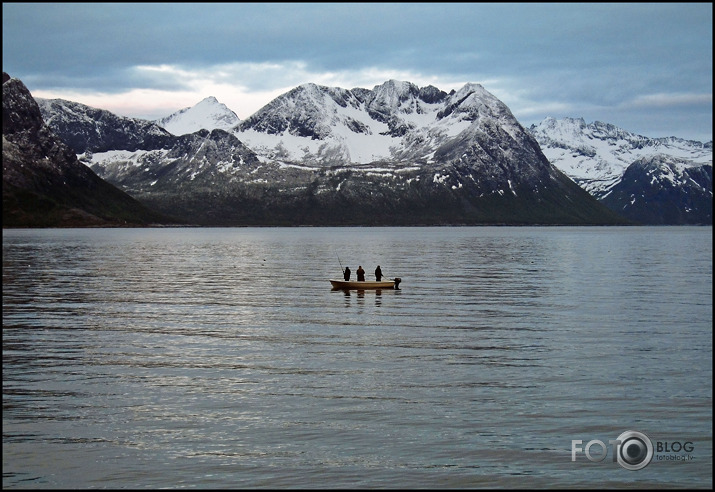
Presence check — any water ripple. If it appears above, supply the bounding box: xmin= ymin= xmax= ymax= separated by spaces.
xmin=3 ymin=226 xmax=712 ymax=488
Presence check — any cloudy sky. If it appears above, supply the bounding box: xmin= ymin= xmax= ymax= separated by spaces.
xmin=3 ymin=3 xmax=712 ymax=142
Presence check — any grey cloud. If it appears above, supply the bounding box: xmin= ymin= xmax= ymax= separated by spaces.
xmin=3 ymin=3 xmax=711 ymax=141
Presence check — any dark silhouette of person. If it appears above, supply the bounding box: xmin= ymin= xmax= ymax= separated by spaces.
xmin=375 ymin=265 xmax=383 ymax=281
xmin=344 ymin=266 xmax=351 ymax=281
xmin=356 ymin=265 xmax=365 ymax=281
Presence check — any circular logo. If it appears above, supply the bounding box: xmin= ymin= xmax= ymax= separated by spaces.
xmin=615 ymin=431 xmax=653 ymax=470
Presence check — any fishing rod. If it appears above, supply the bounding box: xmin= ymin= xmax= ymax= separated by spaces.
xmin=335 ymin=251 xmax=345 ymax=274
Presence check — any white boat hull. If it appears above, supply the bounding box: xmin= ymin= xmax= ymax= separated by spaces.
xmin=330 ymin=278 xmax=401 ymax=290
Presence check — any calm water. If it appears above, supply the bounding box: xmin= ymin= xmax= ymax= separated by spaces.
xmin=2 ymin=226 xmax=712 ymax=489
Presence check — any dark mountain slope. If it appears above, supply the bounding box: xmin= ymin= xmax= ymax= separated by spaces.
xmin=600 ymin=155 xmax=712 ymax=225
xmin=2 ymin=72 xmax=178 ymax=227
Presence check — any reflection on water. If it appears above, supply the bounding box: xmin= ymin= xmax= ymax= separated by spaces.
xmin=2 ymin=226 xmax=712 ymax=489
xmin=332 ymin=287 xmax=404 ymax=307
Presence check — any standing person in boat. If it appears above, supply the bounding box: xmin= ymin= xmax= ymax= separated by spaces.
xmin=375 ymin=265 xmax=383 ymax=281
xmin=343 ymin=266 xmax=351 ymax=281
xmin=356 ymin=265 xmax=365 ymax=281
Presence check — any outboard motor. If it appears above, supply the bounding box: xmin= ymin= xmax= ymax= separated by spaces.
xmin=393 ymin=277 xmax=401 ymax=290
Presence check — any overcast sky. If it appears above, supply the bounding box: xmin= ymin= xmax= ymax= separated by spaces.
xmin=3 ymin=3 xmax=712 ymax=142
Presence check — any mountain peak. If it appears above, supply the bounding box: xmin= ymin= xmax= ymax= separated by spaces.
xmin=370 ymin=80 xmax=419 ymax=105
xmin=155 ymin=96 xmax=240 ymax=135
xmin=458 ymin=82 xmax=484 ymax=92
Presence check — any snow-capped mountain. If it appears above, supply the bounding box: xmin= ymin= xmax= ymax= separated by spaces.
xmin=31 ymin=80 xmax=628 ymax=226
xmin=155 ymin=96 xmax=240 ymax=135
xmin=528 ymin=117 xmax=712 ymax=197
xmin=234 ymin=80 xmax=525 ymax=168
xmin=528 ymin=117 xmax=712 ymax=224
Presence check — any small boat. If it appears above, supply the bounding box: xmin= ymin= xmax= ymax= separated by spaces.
xmin=330 ymin=277 xmax=401 ymax=290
